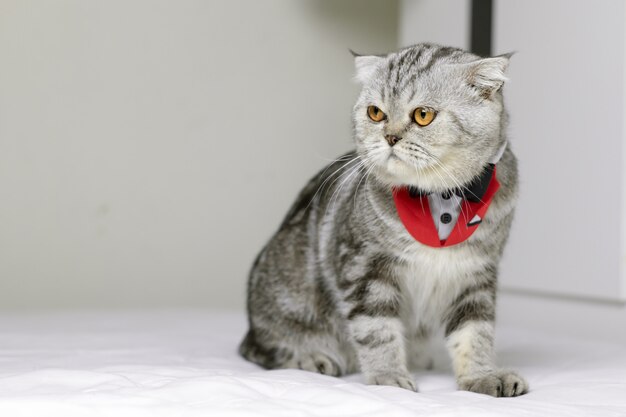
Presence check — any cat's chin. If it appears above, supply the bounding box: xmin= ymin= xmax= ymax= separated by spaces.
xmin=373 ymin=158 xmax=450 ymax=193
xmin=376 ymin=155 xmax=432 ymax=187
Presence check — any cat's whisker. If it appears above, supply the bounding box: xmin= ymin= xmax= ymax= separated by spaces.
xmin=422 ymin=148 xmax=486 ymax=206
xmin=398 ymin=146 xmax=469 ymax=226
xmin=326 ymin=163 xmax=367 ymax=216
xmin=344 ymin=151 xmax=381 ymax=192
xmin=407 ymin=143 xmax=483 ymax=214
xmin=304 ymin=155 xmax=363 ymax=213
xmin=406 ymin=149 xmax=427 ymax=213
xmin=428 ymin=157 xmax=471 ymax=225
xmin=389 ymin=147 xmax=429 ymax=210
xmin=315 ymin=153 xmax=358 ymax=163
xmin=353 ymin=151 xmax=383 ymax=210
xmin=426 ymin=156 xmax=489 ymax=226
xmin=425 ymin=158 xmax=458 ymax=226
xmin=325 ymin=157 xmax=370 ymax=214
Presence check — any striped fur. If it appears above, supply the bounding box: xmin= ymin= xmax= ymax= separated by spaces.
xmin=240 ymin=44 xmax=527 ymax=397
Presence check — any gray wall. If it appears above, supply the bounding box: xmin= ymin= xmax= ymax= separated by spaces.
xmin=494 ymin=0 xmax=626 ymax=301
xmin=0 ymin=0 xmax=398 ymax=310
xmin=399 ymin=0 xmax=470 ymax=50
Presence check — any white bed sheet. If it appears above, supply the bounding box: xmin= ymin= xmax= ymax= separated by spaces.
xmin=0 ymin=310 xmax=624 ymax=417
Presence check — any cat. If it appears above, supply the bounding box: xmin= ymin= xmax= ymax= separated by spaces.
xmin=239 ymin=43 xmax=528 ymax=397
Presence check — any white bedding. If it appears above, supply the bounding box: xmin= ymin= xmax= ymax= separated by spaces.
xmin=0 ymin=311 xmax=624 ymax=417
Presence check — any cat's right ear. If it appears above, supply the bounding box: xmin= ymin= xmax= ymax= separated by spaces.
xmin=464 ymin=54 xmax=512 ymax=99
xmin=351 ymin=51 xmax=384 ymax=84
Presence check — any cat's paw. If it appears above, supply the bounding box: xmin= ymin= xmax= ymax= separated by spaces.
xmin=458 ymin=370 xmax=528 ymax=397
xmin=291 ymin=353 xmax=343 ymax=377
xmin=368 ymin=371 xmax=417 ymax=392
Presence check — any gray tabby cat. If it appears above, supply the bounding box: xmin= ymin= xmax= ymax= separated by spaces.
xmin=240 ymin=43 xmax=528 ymax=397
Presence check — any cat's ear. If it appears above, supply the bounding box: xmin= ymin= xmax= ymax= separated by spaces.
xmin=465 ymin=53 xmax=512 ymax=99
xmin=351 ymin=50 xmax=385 ymax=84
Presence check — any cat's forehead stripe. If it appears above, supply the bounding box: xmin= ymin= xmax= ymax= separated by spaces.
xmin=384 ymin=44 xmax=462 ymax=98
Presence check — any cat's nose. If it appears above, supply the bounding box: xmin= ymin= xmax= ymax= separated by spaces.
xmin=385 ymin=135 xmax=402 ymax=146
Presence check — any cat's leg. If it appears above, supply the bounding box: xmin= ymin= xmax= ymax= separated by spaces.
xmin=349 ymin=315 xmax=415 ymax=390
xmin=242 ymin=243 xmax=350 ymax=376
xmin=443 ymin=282 xmax=528 ymax=397
xmin=340 ymin=256 xmax=416 ymax=391
xmin=240 ymin=322 xmax=348 ymax=376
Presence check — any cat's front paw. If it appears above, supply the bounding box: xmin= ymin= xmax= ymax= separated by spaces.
xmin=458 ymin=370 xmax=528 ymax=397
xmin=367 ymin=371 xmax=417 ymax=392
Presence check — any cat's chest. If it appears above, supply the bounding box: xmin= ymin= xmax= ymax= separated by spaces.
xmin=394 ymin=243 xmax=489 ymax=322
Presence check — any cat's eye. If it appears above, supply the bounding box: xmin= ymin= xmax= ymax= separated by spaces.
xmin=413 ymin=107 xmax=436 ymax=127
xmin=367 ymin=106 xmax=386 ymax=122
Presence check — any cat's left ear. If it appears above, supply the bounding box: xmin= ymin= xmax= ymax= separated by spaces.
xmin=465 ymin=53 xmax=513 ymax=99
xmin=351 ymin=50 xmax=385 ymax=84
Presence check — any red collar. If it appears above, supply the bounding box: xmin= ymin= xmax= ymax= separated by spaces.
xmin=392 ymin=166 xmax=500 ymax=248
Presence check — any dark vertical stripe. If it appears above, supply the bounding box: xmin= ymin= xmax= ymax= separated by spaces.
xmin=471 ymin=0 xmax=493 ymax=57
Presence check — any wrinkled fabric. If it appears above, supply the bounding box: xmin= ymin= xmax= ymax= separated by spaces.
xmin=0 ymin=311 xmax=623 ymax=417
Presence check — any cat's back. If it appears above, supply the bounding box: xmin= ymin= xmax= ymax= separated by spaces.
xmin=247 ymin=151 xmax=361 ymax=303
xmin=277 ymin=151 xmax=359 ymax=230
xmin=242 ymin=152 xmax=361 ymax=362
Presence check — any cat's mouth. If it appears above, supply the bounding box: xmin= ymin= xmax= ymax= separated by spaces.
xmin=373 ymin=148 xmax=444 ymax=189
xmin=386 ymin=149 xmax=430 ymax=170
xmin=387 ymin=153 xmax=402 ymax=162
xmin=380 ymin=151 xmax=419 ymax=183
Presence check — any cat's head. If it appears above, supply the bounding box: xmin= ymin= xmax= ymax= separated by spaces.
xmin=352 ymin=43 xmax=511 ymax=192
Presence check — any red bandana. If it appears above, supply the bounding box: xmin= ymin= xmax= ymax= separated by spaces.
xmin=392 ymin=166 xmax=500 ymax=248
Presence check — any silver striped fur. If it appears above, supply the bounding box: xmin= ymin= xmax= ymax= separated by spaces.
xmin=240 ymin=43 xmax=528 ymax=397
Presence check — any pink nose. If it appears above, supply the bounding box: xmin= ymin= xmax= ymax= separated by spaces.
xmin=385 ymin=135 xmax=402 ymax=146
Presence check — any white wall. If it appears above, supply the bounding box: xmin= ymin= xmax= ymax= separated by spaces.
xmin=0 ymin=0 xmax=398 ymax=310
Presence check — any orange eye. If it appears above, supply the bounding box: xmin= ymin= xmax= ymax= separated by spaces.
xmin=367 ymin=105 xmax=386 ymax=122
xmin=413 ymin=107 xmax=436 ymax=126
